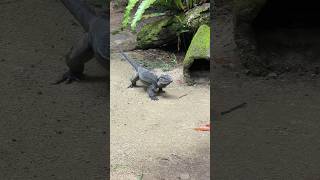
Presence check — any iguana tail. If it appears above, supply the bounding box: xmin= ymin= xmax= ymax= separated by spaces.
xmin=120 ymin=51 xmax=139 ymax=71
xmin=60 ymin=0 xmax=96 ymax=31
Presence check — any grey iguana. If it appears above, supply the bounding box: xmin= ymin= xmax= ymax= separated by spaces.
xmin=54 ymin=0 xmax=108 ymax=84
xmin=120 ymin=51 xmax=173 ymax=101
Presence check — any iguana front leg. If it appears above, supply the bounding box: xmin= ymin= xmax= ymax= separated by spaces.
xmin=147 ymin=84 xmax=158 ymax=101
xmin=54 ymin=33 xmax=94 ymax=84
xmin=158 ymin=88 xmax=165 ymax=94
xmin=128 ymin=73 xmax=139 ymax=88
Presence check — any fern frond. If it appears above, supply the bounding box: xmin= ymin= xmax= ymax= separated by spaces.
xmin=131 ymin=0 xmax=157 ymax=30
xmin=185 ymin=0 xmax=193 ymax=9
xmin=174 ymin=0 xmax=185 ymax=10
xmin=142 ymin=12 xmax=167 ymax=20
xmin=122 ymin=0 xmax=140 ymax=28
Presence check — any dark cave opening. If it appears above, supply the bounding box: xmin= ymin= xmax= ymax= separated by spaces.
xmin=253 ymin=0 xmax=320 ymax=28
xmin=159 ymin=32 xmax=193 ymax=53
xmin=251 ymin=0 xmax=320 ymax=73
xmin=189 ymin=58 xmax=210 ymax=80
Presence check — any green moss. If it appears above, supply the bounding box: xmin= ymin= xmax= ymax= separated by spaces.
xmin=137 ymin=17 xmax=171 ymax=48
xmin=136 ymin=3 xmax=210 ymax=49
xmin=183 ymin=24 xmax=210 ymax=69
xmin=185 ymin=3 xmax=210 ymax=30
xmin=136 ymin=15 xmax=186 ymax=49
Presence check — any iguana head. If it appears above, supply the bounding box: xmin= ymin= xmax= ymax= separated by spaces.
xmin=157 ymin=74 xmax=173 ymax=88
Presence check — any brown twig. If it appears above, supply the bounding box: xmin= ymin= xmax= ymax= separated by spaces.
xmin=178 ymin=94 xmax=188 ymax=99
xmin=220 ymin=102 xmax=247 ymax=115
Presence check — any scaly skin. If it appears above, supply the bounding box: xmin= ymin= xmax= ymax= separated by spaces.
xmin=120 ymin=50 xmax=173 ymax=100
xmin=54 ymin=0 xmax=108 ymax=84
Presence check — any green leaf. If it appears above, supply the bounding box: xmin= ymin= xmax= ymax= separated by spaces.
xmin=122 ymin=0 xmax=140 ymax=28
xmin=174 ymin=0 xmax=185 ymax=10
xmin=131 ymin=0 xmax=157 ymax=30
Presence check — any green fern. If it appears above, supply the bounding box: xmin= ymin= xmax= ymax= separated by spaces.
xmin=131 ymin=0 xmax=157 ymax=30
xmin=174 ymin=0 xmax=185 ymax=10
xmin=186 ymin=0 xmax=192 ymax=9
xmin=122 ymin=0 xmax=140 ymax=28
xmin=122 ymin=0 xmax=205 ymax=31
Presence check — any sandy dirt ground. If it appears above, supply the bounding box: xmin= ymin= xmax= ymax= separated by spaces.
xmin=0 ymin=1 xmax=107 ymax=179
xmin=213 ymin=67 xmax=320 ymax=179
xmin=213 ymin=3 xmax=320 ymax=179
xmin=110 ymin=4 xmax=210 ymax=180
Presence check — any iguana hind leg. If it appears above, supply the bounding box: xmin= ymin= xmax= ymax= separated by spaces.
xmin=128 ymin=74 xmax=139 ymax=88
xmin=158 ymin=88 xmax=165 ymax=94
xmin=54 ymin=33 xmax=94 ymax=84
xmin=67 ymin=33 xmax=94 ymax=74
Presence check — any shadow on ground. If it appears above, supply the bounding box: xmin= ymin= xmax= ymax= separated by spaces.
xmin=213 ymin=66 xmax=320 ymax=179
xmin=0 ymin=0 xmax=107 ymax=179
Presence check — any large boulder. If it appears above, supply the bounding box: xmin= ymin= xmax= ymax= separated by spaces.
xmin=183 ymin=24 xmax=210 ymax=83
xmin=136 ymin=3 xmax=210 ymax=49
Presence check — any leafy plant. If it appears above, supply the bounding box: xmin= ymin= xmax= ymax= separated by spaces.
xmin=130 ymin=0 xmax=157 ymax=30
xmin=122 ymin=0 xmax=140 ymax=28
xmin=122 ymin=0 xmax=205 ymax=31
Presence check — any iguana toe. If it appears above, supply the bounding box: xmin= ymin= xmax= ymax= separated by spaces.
xmin=53 ymin=71 xmax=82 ymax=85
xmin=150 ymin=96 xmax=159 ymax=101
xmin=128 ymin=84 xmax=136 ymax=88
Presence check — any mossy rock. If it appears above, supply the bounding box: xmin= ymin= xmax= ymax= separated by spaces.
xmin=136 ymin=16 xmax=185 ymax=49
xmin=136 ymin=3 xmax=210 ymax=49
xmin=183 ymin=24 xmax=210 ymax=82
xmin=185 ymin=3 xmax=210 ymax=30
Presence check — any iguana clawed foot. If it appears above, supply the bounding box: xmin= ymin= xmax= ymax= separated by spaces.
xmin=127 ymin=84 xmax=134 ymax=88
xmin=53 ymin=71 xmax=83 ymax=84
xmin=158 ymin=89 xmax=165 ymax=94
xmin=150 ymin=96 xmax=159 ymax=101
